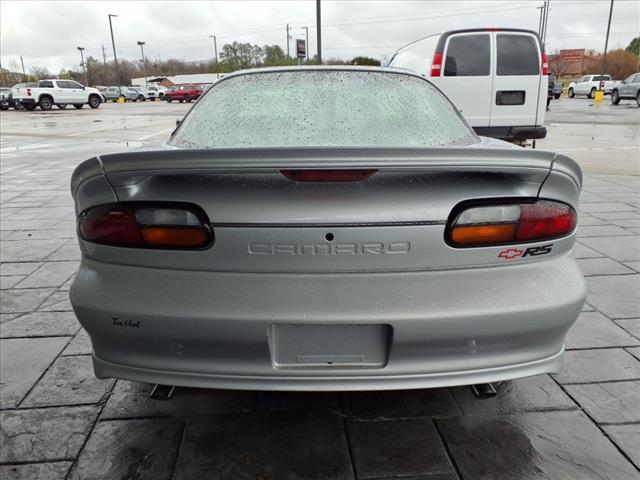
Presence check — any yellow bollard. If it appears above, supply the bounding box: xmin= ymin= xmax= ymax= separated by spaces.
xmin=117 ymin=96 xmax=125 ymax=103
xmin=594 ymin=90 xmax=604 ymax=102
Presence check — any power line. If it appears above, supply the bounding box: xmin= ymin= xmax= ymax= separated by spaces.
xmin=4 ymin=2 xmax=637 ymax=64
xmin=0 ymin=3 xmax=539 ymax=59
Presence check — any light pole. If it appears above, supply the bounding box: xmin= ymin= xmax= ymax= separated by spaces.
xmin=209 ymin=35 xmax=219 ymax=79
xmin=108 ymin=14 xmax=119 ymax=85
xmin=537 ymin=4 xmax=545 ymax=36
xmin=301 ymin=27 xmax=309 ymax=61
xmin=542 ymin=0 xmax=550 ymax=44
xmin=137 ymin=40 xmax=147 ymax=87
xmin=77 ymin=46 xmax=88 ymax=86
xmin=316 ymin=0 xmax=322 ymax=64
xmin=600 ymin=0 xmax=615 ymax=88
xmin=286 ymin=24 xmax=291 ymax=57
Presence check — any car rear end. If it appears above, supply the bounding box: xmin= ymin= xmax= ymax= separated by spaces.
xmin=12 ymin=83 xmax=37 ymax=107
xmin=0 ymin=88 xmax=11 ymax=109
xmin=70 ymin=68 xmax=585 ymax=391
xmin=390 ymin=28 xmax=548 ymax=142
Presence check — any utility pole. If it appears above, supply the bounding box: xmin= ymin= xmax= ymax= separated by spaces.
xmin=316 ymin=0 xmax=322 ymax=64
xmin=137 ymin=41 xmax=147 ymax=87
xmin=286 ymin=24 xmax=291 ymax=57
xmin=537 ymin=4 xmax=545 ymax=36
xmin=102 ymin=45 xmax=107 ymax=66
xmin=543 ymin=0 xmax=550 ymax=44
xmin=301 ymin=27 xmax=309 ymax=61
xmin=108 ymin=14 xmax=119 ymax=85
xmin=209 ymin=35 xmax=219 ymax=79
xmin=601 ymin=0 xmax=615 ymax=84
xmin=20 ymin=56 xmax=26 ymax=79
xmin=77 ymin=46 xmax=88 ymax=86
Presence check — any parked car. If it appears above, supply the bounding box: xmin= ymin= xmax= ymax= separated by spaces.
xmin=102 ymin=86 xmax=124 ymax=102
xmin=129 ymin=86 xmax=155 ymax=101
xmin=567 ymin=74 xmax=615 ymax=98
xmin=552 ymin=77 xmax=562 ymax=98
xmin=610 ymin=72 xmax=640 ymax=106
xmin=13 ymin=79 xmax=103 ymax=111
xmin=122 ymin=87 xmax=142 ymax=102
xmin=9 ymin=83 xmax=35 ymax=110
xmin=164 ymin=84 xmax=203 ymax=103
xmin=546 ymin=75 xmax=563 ymax=108
xmin=147 ymin=85 xmax=167 ymax=100
xmin=0 ymin=88 xmax=16 ymax=110
xmin=389 ymin=28 xmax=548 ymax=142
xmin=547 ymin=75 xmax=555 ymax=109
xmin=70 ymin=67 xmax=585 ymax=392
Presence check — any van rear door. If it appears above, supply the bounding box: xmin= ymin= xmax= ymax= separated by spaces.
xmin=438 ymin=32 xmax=493 ymax=127
xmin=490 ymin=31 xmax=546 ymax=128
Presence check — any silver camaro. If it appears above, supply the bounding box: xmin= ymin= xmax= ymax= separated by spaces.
xmin=70 ymin=67 xmax=586 ymax=391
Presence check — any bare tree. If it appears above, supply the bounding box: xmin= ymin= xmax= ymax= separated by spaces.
xmin=549 ymin=55 xmax=570 ymax=77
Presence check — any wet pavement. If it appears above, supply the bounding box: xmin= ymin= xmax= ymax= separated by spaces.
xmin=1 ymin=101 xmax=639 ymax=479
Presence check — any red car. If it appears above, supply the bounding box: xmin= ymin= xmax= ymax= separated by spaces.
xmin=164 ymin=84 xmax=204 ymax=103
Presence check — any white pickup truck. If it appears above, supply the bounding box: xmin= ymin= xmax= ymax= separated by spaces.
xmin=13 ymin=79 xmax=103 ymax=111
xmin=567 ymin=74 xmax=616 ymax=99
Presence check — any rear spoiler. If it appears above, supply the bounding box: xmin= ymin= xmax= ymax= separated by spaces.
xmin=71 ymin=146 xmax=581 ymax=193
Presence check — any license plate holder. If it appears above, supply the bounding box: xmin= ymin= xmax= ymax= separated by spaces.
xmin=271 ymin=324 xmax=391 ymax=368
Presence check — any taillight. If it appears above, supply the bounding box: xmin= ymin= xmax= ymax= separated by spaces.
xmin=281 ymin=169 xmax=378 ymax=182
xmin=27 ymin=88 xmax=32 ymax=96
xmin=541 ymin=51 xmax=549 ymax=76
xmin=446 ymin=200 xmax=577 ymax=247
xmin=78 ymin=203 xmax=212 ymax=249
xmin=430 ymin=52 xmax=443 ymax=77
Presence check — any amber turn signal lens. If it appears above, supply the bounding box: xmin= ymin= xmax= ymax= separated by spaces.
xmin=78 ymin=203 xmax=212 ymax=249
xmin=140 ymin=227 xmax=210 ymax=247
xmin=450 ymin=224 xmax=517 ymax=245
xmin=446 ymin=200 xmax=577 ymax=247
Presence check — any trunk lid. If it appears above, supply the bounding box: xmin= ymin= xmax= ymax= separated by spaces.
xmin=77 ymin=146 xmax=570 ymax=273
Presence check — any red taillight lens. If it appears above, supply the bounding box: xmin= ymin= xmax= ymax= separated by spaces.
xmin=79 ymin=207 xmax=142 ymax=246
xmin=430 ymin=52 xmax=443 ymax=77
xmin=447 ymin=200 xmax=577 ymax=247
xmin=27 ymin=88 xmax=32 ymax=96
xmin=281 ymin=169 xmax=378 ymax=182
xmin=518 ymin=202 xmax=577 ymax=240
xmin=541 ymin=52 xmax=549 ymax=76
xmin=78 ymin=204 xmax=212 ymax=249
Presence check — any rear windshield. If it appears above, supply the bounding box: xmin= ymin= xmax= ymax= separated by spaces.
xmin=497 ymin=34 xmax=540 ymax=76
xmin=171 ymin=70 xmax=476 ymax=149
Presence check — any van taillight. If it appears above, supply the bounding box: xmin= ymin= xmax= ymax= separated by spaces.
xmin=541 ymin=52 xmax=549 ymax=76
xmin=446 ymin=200 xmax=577 ymax=247
xmin=78 ymin=203 xmax=212 ymax=249
xmin=430 ymin=52 xmax=443 ymax=77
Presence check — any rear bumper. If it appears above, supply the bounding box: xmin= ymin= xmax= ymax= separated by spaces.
xmin=71 ymin=254 xmax=586 ymax=391
xmin=473 ymin=126 xmax=547 ymax=141
xmin=92 ymin=348 xmax=565 ymax=391
xmin=18 ymin=98 xmax=36 ymax=105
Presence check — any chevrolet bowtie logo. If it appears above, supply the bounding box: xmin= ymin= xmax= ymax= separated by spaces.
xmin=498 ymin=248 xmax=524 ymax=260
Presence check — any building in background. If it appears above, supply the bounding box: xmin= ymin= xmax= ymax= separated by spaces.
xmin=548 ymin=49 xmax=601 ymax=77
xmin=130 ymin=73 xmax=221 ymax=87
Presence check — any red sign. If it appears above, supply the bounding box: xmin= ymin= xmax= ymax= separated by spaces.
xmin=559 ymin=49 xmax=584 ymax=63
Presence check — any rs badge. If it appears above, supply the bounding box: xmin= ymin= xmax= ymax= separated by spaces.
xmin=498 ymin=244 xmax=553 ymax=260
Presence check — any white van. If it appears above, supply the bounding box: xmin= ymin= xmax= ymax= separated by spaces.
xmin=389 ymin=28 xmax=548 ymax=142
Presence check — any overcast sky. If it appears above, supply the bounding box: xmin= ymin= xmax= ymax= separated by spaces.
xmin=1 ymin=0 xmax=638 ymax=74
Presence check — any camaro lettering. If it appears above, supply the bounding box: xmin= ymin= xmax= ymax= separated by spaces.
xmin=248 ymin=242 xmax=410 ymax=255
xmin=498 ymin=244 xmax=553 ymax=260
